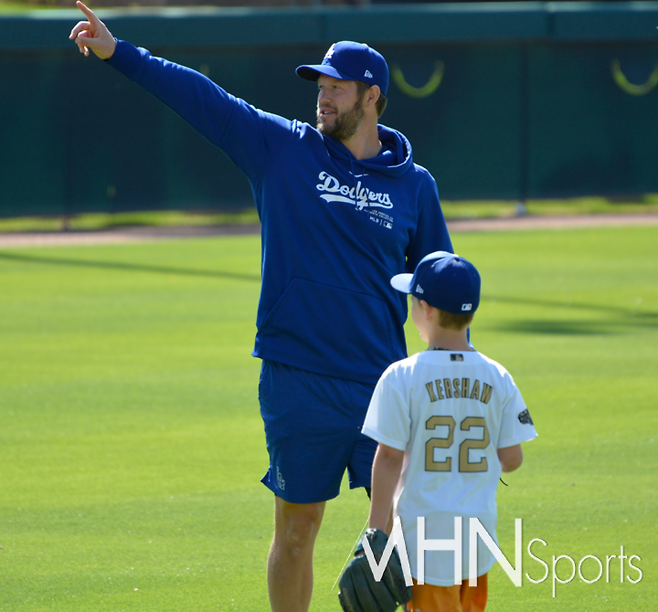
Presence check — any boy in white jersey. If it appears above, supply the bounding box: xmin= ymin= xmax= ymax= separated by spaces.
xmin=362 ymin=251 xmax=537 ymax=612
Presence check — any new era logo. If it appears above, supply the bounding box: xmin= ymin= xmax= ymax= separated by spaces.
xmin=416 ymin=284 xmax=424 ymax=294
xmin=364 ymin=69 xmax=373 ymax=78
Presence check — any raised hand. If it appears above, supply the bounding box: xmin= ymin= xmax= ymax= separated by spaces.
xmin=69 ymin=1 xmax=117 ymax=60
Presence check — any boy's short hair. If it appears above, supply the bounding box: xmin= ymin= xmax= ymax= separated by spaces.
xmin=437 ymin=308 xmax=474 ymax=331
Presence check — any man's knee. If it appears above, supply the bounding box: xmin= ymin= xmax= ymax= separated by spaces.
xmin=275 ymin=499 xmax=325 ymax=556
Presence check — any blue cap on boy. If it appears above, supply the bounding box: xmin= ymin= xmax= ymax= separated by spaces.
xmin=391 ymin=252 xmax=481 ymax=315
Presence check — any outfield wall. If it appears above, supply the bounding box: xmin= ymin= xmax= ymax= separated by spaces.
xmin=1 ymin=2 xmax=657 ymax=216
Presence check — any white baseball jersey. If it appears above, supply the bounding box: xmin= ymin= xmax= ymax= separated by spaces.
xmin=362 ymin=349 xmax=537 ymax=586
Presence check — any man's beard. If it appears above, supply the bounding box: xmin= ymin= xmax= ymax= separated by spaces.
xmin=317 ymin=96 xmax=365 ymax=141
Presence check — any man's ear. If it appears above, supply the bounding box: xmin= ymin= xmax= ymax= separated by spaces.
xmin=365 ymin=85 xmax=381 ymax=108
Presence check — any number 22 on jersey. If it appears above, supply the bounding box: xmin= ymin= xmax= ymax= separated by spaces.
xmin=425 ymin=416 xmax=490 ymax=473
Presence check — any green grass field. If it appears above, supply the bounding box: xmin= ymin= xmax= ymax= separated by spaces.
xmin=1 ymin=225 xmax=656 ymax=611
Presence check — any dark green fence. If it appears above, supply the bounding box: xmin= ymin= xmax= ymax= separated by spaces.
xmin=1 ymin=2 xmax=657 ymax=216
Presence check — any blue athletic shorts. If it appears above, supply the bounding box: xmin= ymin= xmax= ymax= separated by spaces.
xmin=259 ymin=360 xmax=378 ymax=504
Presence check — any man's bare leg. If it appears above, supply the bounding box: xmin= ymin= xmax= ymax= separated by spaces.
xmin=268 ymin=496 xmax=326 ymax=612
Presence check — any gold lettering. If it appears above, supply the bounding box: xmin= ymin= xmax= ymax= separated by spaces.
xmin=453 ymin=378 xmax=461 ymax=398
xmin=470 ymin=379 xmax=480 ymax=400
xmin=461 ymin=378 xmax=470 ymax=399
xmin=426 ymin=381 xmax=438 ymax=403
xmin=480 ymin=383 xmax=493 ymax=404
xmin=443 ymin=379 xmax=453 ymax=399
xmin=435 ymin=380 xmax=445 ymax=400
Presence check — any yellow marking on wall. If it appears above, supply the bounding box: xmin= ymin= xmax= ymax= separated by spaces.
xmin=611 ymin=59 xmax=658 ymax=96
xmin=392 ymin=61 xmax=445 ymax=98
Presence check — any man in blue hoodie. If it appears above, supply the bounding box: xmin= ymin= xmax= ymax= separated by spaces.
xmin=71 ymin=4 xmax=454 ymax=610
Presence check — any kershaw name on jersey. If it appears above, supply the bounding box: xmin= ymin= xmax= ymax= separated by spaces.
xmin=425 ymin=377 xmax=494 ymax=404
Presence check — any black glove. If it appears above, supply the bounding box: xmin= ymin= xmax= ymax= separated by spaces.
xmin=338 ymin=528 xmax=412 ymax=612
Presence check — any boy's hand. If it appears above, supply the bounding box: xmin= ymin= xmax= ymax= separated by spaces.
xmin=69 ymin=1 xmax=117 ymax=59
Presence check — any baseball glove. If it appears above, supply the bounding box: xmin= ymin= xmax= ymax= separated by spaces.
xmin=338 ymin=528 xmax=412 ymax=612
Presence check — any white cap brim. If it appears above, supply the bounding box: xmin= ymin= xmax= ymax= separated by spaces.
xmin=390 ymin=252 xmax=456 ymax=295
xmin=390 ymin=273 xmax=414 ymax=294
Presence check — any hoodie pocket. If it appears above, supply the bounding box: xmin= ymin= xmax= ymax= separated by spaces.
xmin=257 ymin=277 xmax=397 ymax=381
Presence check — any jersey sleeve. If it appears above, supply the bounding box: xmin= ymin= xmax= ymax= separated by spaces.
xmin=497 ymin=374 xmax=538 ymax=448
xmin=405 ymin=170 xmax=453 ymax=272
xmin=362 ymin=366 xmax=410 ymax=452
xmin=107 ymin=40 xmax=294 ymax=181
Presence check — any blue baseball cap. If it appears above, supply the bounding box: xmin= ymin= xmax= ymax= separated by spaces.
xmin=391 ymin=252 xmax=481 ymax=314
xmin=296 ymin=41 xmax=389 ymax=95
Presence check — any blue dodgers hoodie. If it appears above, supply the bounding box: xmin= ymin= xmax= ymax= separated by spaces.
xmin=108 ymin=42 xmax=453 ymax=384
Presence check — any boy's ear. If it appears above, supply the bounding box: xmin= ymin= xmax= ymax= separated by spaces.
xmin=420 ymin=299 xmax=434 ymax=321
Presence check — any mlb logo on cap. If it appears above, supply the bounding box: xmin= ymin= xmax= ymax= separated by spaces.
xmin=390 ymin=251 xmax=481 ymax=315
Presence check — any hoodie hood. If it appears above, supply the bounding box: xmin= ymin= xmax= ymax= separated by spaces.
xmin=322 ymin=124 xmax=414 ymax=178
